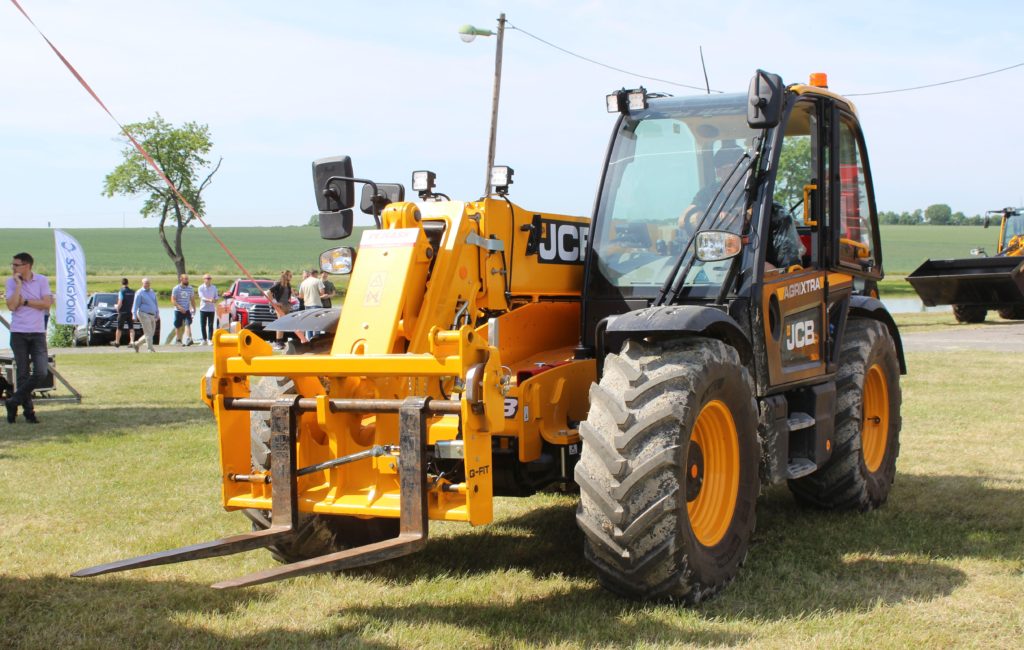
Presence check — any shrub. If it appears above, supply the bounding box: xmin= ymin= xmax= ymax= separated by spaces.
xmin=49 ymin=323 xmax=76 ymax=348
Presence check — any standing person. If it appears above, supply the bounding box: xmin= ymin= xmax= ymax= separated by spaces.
xmin=131 ymin=277 xmax=160 ymax=353
xmin=197 ymin=274 xmax=218 ymax=345
xmin=170 ymin=273 xmax=196 ymax=346
xmin=113 ymin=277 xmax=136 ymax=349
xmin=299 ymin=269 xmax=324 ymax=310
xmin=5 ymin=252 xmax=53 ymax=424
xmin=265 ymin=269 xmax=296 ymax=350
xmin=296 ymin=269 xmax=310 ymax=311
xmin=319 ymin=270 xmax=337 ymax=309
xmin=298 ymin=268 xmax=325 ymax=341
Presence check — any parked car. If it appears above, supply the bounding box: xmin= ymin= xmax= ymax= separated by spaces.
xmin=72 ymin=292 xmax=159 ymax=346
xmin=220 ymin=278 xmax=299 ymax=339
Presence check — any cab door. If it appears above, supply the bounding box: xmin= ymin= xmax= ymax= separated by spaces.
xmin=829 ymin=109 xmax=882 ymax=281
xmin=760 ymin=96 xmax=831 ymax=389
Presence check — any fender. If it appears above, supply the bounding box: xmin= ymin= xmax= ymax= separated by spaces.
xmin=849 ymin=295 xmax=907 ymax=374
xmin=601 ymin=305 xmax=752 ymax=365
xmin=264 ymin=307 xmax=341 ymax=333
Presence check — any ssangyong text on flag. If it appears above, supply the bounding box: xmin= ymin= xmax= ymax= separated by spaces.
xmin=54 ymin=229 xmax=87 ymax=326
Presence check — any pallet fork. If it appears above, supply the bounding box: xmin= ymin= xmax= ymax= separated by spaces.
xmin=73 ymin=396 xmax=451 ymax=588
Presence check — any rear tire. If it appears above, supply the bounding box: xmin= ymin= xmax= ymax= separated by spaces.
xmin=575 ymin=338 xmax=758 ymax=603
xmin=789 ymin=319 xmax=901 ymax=510
xmin=246 ymin=371 xmax=398 ymax=563
xmin=952 ymin=304 xmax=986 ymax=323
xmin=997 ymin=305 xmax=1024 ymax=320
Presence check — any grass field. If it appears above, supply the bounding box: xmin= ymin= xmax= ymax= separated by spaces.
xmin=1 ymin=335 xmax=1021 ymax=648
xmin=879 ymin=225 xmax=996 ymax=275
xmin=0 ymin=223 xmax=995 ymax=280
xmin=0 ymin=226 xmax=370 ymax=278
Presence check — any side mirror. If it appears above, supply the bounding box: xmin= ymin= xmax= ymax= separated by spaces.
xmin=221 ymin=291 xmax=232 ymax=298
xmin=319 ymin=211 xmax=353 ymax=240
xmin=312 ymin=155 xmax=355 ymax=240
xmin=320 ymin=246 xmax=355 ymax=275
xmin=747 ymin=69 xmax=784 ymax=129
xmin=360 ymin=183 xmax=405 ymax=215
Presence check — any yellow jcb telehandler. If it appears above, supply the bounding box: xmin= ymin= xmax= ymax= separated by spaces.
xmin=76 ymin=71 xmax=905 ymax=603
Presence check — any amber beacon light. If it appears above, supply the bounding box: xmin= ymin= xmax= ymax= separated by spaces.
xmin=809 ymin=72 xmax=829 ymax=88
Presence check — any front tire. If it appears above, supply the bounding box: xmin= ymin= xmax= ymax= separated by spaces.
xmin=789 ymin=319 xmax=902 ymax=510
xmin=952 ymin=304 xmax=986 ymax=323
xmin=575 ymin=338 xmax=759 ymax=603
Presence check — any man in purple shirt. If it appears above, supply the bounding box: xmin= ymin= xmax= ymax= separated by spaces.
xmin=5 ymin=252 xmax=53 ymax=424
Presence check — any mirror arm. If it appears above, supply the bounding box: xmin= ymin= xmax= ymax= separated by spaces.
xmin=325 ymin=176 xmax=382 ymax=228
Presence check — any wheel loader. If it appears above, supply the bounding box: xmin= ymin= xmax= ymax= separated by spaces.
xmin=907 ymin=206 xmax=1024 ymax=322
xmin=76 ymin=70 xmax=905 ymax=603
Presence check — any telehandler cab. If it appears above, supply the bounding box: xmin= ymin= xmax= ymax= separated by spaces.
xmin=76 ymin=70 xmax=905 ymax=603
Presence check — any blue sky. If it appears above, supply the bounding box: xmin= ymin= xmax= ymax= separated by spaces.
xmin=1 ymin=0 xmax=1022 ymax=229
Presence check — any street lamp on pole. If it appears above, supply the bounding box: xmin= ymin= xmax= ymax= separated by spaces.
xmin=459 ymin=13 xmax=506 ymax=197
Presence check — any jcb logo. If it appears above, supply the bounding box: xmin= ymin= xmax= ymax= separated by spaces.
xmin=526 ymin=215 xmax=589 ymax=265
xmin=785 ymin=320 xmax=816 ymax=351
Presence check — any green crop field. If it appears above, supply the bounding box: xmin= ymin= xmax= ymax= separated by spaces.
xmin=880 ymin=225 xmax=996 ymax=275
xmin=0 ymin=224 xmax=997 ymax=298
xmin=1 ymin=225 xmax=993 ymax=277
xmin=0 ymin=226 xmax=371 ymax=277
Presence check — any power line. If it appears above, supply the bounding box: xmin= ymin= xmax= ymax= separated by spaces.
xmin=507 ymin=21 xmax=1023 ymax=99
xmin=846 ymin=61 xmax=1024 ymax=96
xmin=506 ymin=21 xmax=721 ymax=93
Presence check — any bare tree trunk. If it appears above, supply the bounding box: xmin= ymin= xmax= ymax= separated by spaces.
xmin=157 ymin=199 xmax=185 ymax=277
xmin=172 ymin=201 xmax=187 ymax=277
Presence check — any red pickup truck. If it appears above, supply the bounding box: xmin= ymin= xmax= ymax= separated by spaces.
xmin=220 ymin=278 xmax=299 ymax=337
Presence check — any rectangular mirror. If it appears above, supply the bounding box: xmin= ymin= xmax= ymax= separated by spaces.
xmin=312 ymin=155 xmax=354 ymax=212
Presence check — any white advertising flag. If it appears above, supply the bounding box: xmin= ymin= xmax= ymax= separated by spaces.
xmin=54 ymin=229 xmax=87 ymax=326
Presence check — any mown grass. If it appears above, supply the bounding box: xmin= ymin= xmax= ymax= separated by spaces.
xmin=1 ymin=346 xmax=1022 ymax=648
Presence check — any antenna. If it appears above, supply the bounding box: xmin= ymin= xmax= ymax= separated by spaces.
xmin=699 ymin=46 xmax=711 ymax=94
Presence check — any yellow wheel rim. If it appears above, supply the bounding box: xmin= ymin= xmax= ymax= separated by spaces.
xmin=686 ymin=400 xmax=740 ymax=547
xmin=861 ymin=363 xmax=889 ymax=473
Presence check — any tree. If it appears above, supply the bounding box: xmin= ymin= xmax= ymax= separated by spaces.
xmin=878 ymin=210 xmax=900 ymax=225
xmin=103 ymin=114 xmax=221 ymax=276
xmin=307 ymin=213 xmax=319 ymax=227
xmin=774 ymin=137 xmax=811 ymax=211
xmin=925 ymin=203 xmax=952 ymax=225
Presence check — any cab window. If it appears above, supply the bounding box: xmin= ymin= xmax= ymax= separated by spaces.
xmin=837 ymin=115 xmax=878 ymax=273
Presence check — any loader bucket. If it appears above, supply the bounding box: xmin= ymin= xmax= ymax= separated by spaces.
xmin=905 ymin=256 xmax=1024 ymax=307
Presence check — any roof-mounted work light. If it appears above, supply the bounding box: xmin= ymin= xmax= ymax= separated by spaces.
xmin=412 ymin=170 xmax=436 ymax=199
xmin=606 ymin=87 xmax=648 ymax=114
xmin=491 ymin=165 xmax=514 ymax=195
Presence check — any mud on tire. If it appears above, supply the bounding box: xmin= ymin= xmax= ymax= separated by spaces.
xmin=575 ymin=338 xmax=759 ymax=603
xmin=788 ymin=318 xmax=902 ymax=511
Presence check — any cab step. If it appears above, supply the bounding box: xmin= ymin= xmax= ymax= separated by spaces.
xmin=786 ymin=458 xmax=817 ymax=479
xmin=787 ymin=412 xmax=815 ymax=431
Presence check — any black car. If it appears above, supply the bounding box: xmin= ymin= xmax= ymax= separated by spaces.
xmin=73 ymin=292 xmax=159 ymax=346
